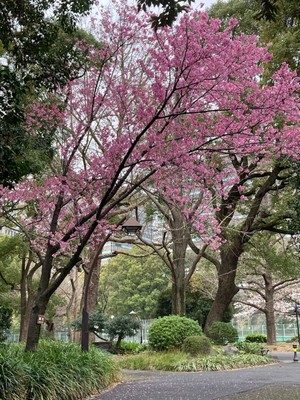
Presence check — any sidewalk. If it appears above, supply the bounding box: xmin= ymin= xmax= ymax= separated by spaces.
xmin=219 ymin=351 xmax=300 ymax=400
xmin=220 ymin=385 xmax=300 ymax=400
xmin=95 ymin=350 xmax=300 ymax=400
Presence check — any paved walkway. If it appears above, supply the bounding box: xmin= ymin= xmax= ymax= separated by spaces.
xmin=94 ymin=351 xmax=300 ymax=400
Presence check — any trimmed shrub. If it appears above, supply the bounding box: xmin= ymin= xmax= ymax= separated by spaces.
xmin=235 ymin=341 xmax=262 ymax=354
xmin=245 ymin=334 xmax=267 ymax=343
xmin=148 ymin=316 xmax=202 ymax=351
xmin=182 ymin=335 xmax=212 ymax=356
xmin=206 ymin=322 xmax=238 ymax=345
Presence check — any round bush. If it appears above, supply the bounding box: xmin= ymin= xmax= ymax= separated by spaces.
xmin=206 ymin=322 xmax=238 ymax=345
xmin=182 ymin=335 xmax=212 ymax=356
xmin=245 ymin=334 xmax=267 ymax=343
xmin=148 ymin=316 xmax=202 ymax=351
xmin=235 ymin=341 xmax=262 ymax=354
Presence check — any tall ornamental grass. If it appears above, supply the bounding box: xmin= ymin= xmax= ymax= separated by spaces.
xmin=118 ymin=351 xmax=275 ymax=372
xmin=0 ymin=340 xmax=119 ymax=400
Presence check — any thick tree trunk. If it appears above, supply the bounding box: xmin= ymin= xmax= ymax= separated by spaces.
xmin=204 ymin=272 xmax=239 ymax=332
xmin=20 ymin=258 xmax=32 ymax=342
xmin=81 ymin=242 xmax=107 ymax=351
xmin=171 ymin=272 xmax=186 ymax=316
xmin=19 ymin=251 xmax=35 ymax=342
xmin=80 ymin=251 xmax=102 ymax=346
xmin=25 ymin=296 xmax=49 ymax=351
xmin=25 ymin=251 xmax=54 ymax=351
xmin=85 ymin=260 xmax=100 ymax=313
xmin=204 ymin=240 xmax=241 ymax=333
xmin=19 ymin=294 xmax=34 ymax=342
xmin=265 ymin=309 xmax=276 ymax=345
xmin=264 ymin=273 xmax=276 ymax=345
xmin=170 ymin=214 xmax=189 ymax=316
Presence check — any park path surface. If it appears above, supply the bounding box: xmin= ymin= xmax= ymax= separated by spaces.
xmin=93 ymin=351 xmax=300 ymax=400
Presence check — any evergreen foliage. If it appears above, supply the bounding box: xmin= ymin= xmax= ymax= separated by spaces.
xmin=72 ymin=308 xmax=108 ymax=340
xmin=245 ymin=333 xmax=268 ymax=343
xmin=182 ymin=335 xmax=212 ymax=356
xmin=155 ymin=286 xmax=233 ymax=328
xmin=99 ymin=252 xmax=169 ymax=318
xmin=148 ymin=316 xmax=202 ymax=351
xmin=0 ymin=306 xmax=12 ymax=342
xmin=106 ymin=316 xmax=140 ymax=351
xmin=206 ymin=322 xmax=238 ymax=345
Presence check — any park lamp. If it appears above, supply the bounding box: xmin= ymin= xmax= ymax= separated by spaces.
xmin=122 ymin=217 xmax=142 ymax=235
xmin=129 ymin=310 xmax=143 ymax=344
xmin=81 ymin=216 xmax=142 ymax=352
xmin=287 ymin=304 xmax=300 ymax=345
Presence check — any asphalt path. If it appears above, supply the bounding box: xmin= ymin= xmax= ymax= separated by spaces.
xmin=93 ymin=351 xmax=300 ymax=400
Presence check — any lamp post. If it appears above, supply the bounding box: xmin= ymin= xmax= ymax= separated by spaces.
xmin=287 ymin=304 xmax=300 ymax=361
xmin=287 ymin=304 xmax=300 ymax=343
xmin=295 ymin=304 xmax=300 ymax=344
xmin=129 ymin=310 xmax=143 ymax=344
xmin=81 ymin=217 xmax=142 ymax=351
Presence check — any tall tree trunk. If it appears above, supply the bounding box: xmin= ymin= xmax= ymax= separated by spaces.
xmin=19 ymin=294 xmax=34 ymax=342
xmin=171 ymin=268 xmax=186 ymax=315
xmin=19 ymin=251 xmax=35 ymax=342
xmin=264 ymin=272 xmax=276 ymax=345
xmin=265 ymin=309 xmax=276 ymax=345
xmin=25 ymin=296 xmax=49 ymax=351
xmin=170 ymin=213 xmax=189 ymax=315
xmin=19 ymin=253 xmax=29 ymax=342
xmin=85 ymin=259 xmax=100 ymax=313
xmin=66 ymin=274 xmax=77 ymax=342
xmin=25 ymin=250 xmax=54 ymax=351
xmin=81 ymin=241 xmax=107 ymax=351
xmin=81 ymin=257 xmax=101 ymax=344
xmin=204 ymin=239 xmax=241 ymax=333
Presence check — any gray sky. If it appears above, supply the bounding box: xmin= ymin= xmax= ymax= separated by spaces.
xmin=97 ymin=0 xmax=218 ymax=11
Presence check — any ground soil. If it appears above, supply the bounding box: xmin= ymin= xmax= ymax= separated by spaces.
xmin=267 ymin=342 xmax=295 ymax=352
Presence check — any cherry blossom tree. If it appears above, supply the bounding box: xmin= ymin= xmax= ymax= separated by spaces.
xmin=197 ymin=160 xmax=298 ymax=332
xmin=1 ymin=1 xmax=300 ymax=351
xmin=134 ymin=188 xmax=209 ymax=316
xmin=235 ymin=234 xmax=300 ymax=344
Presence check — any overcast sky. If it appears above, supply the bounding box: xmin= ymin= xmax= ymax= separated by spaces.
xmin=97 ymin=0 xmax=218 ymax=11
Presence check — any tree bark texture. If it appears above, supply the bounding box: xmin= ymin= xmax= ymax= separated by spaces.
xmin=264 ymin=272 xmax=276 ymax=345
xmin=204 ymin=239 xmax=242 ymax=332
xmin=170 ymin=207 xmax=190 ymax=315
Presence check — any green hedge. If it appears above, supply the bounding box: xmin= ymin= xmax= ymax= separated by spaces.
xmin=245 ymin=334 xmax=267 ymax=343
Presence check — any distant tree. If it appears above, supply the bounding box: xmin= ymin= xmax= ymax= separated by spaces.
xmin=99 ymin=251 xmax=169 ymax=319
xmin=235 ymin=233 xmax=300 ymax=344
xmin=209 ymin=0 xmax=300 ymax=75
xmin=155 ymin=286 xmax=233 ymax=329
xmin=208 ymin=0 xmax=261 ymax=35
xmin=72 ymin=308 xmax=108 ymax=340
xmin=105 ymin=316 xmax=140 ymax=351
